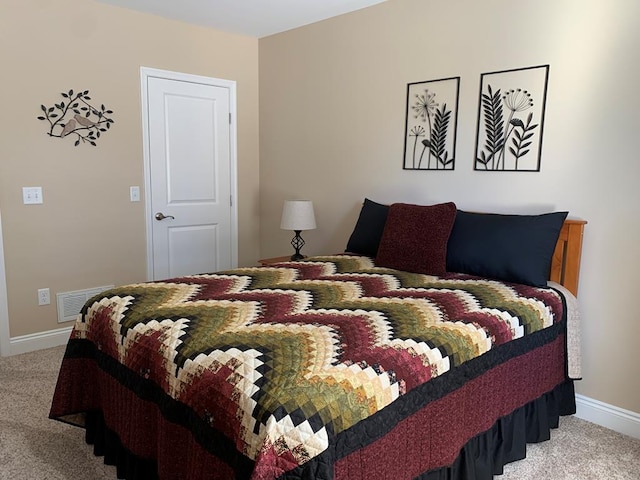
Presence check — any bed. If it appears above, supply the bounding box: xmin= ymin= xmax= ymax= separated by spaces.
xmin=50 ymin=201 xmax=586 ymax=480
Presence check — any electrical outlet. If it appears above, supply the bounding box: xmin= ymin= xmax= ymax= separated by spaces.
xmin=38 ymin=288 xmax=50 ymax=306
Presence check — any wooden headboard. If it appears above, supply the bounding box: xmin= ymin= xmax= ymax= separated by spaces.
xmin=550 ymin=219 xmax=587 ymax=297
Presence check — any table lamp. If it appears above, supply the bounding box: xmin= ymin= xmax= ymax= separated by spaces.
xmin=280 ymin=200 xmax=316 ymax=260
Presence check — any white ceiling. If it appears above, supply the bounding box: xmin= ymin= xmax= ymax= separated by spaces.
xmin=93 ymin=0 xmax=387 ymax=38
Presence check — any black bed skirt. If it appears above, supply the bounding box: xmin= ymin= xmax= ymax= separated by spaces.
xmin=86 ymin=413 xmax=158 ymax=480
xmin=83 ymin=380 xmax=575 ymax=480
xmin=420 ymin=380 xmax=576 ymax=480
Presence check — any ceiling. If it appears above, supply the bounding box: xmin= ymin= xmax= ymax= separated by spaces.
xmin=93 ymin=0 xmax=388 ymax=38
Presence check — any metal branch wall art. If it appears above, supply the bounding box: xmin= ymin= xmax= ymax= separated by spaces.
xmin=403 ymin=77 xmax=460 ymax=171
xmin=37 ymin=89 xmax=115 ymax=146
xmin=474 ymin=65 xmax=549 ymax=172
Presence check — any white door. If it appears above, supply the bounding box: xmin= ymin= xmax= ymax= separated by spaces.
xmin=142 ymin=68 xmax=237 ymax=280
xmin=0 ymin=211 xmax=11 ymax=356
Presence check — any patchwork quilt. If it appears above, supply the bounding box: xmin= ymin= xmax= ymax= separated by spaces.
xmin=50 ymin=255 xmax=567 ymax=479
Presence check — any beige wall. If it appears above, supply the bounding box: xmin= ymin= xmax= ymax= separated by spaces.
xmin=259 ymin=0 xmax=640 ymax=413
xmin=0 ymin=0 xmax=260 ymax=337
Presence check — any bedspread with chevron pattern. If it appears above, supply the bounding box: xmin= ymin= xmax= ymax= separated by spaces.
xmin=50 ymin=255 xmax=566 ymax=479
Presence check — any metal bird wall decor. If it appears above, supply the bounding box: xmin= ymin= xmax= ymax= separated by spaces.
xmin=37 ymin=89 xmax=115 ymax=146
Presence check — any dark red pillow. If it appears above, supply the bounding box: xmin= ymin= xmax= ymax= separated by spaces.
xmin=375 ymin=202 xmax=457 ymax=275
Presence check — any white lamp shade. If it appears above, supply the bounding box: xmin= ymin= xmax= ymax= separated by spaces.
xmin=280 ymin=200 xmax=316 ymax=231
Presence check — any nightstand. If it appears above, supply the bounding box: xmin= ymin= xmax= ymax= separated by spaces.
xmin=258 ymin=255 xmax=294 ymax=266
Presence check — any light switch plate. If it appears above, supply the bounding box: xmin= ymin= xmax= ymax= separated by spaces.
xmin=130 ymin=186 xmax=140 ymax=202
xmin=23 ymin=187 xmax=43 ymax=205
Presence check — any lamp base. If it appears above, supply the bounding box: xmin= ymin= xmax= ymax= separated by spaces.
xmin=290 ymin=230 xmax=305 ymax=261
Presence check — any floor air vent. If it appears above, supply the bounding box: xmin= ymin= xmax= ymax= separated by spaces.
xmin=56 ymin=285 xmax=114 ymax=323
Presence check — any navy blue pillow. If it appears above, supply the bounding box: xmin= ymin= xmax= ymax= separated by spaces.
xmin=345 ymin=199 xmax=389 ymax=257
xmin=446 ymin=211 xmax=568 ymax=287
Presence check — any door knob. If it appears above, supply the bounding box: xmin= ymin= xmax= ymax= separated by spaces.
xmin=155 ymin=212 xmax=175 ymax=221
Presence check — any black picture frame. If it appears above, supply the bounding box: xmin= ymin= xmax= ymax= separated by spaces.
xmin=403 ymin=76 xmax=460 ymax=171
xmin=474 ymin=65 xmax=549 ymax=172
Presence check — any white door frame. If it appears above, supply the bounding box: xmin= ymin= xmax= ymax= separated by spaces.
xmin=140 ymin=67 xmax=238 ymax=280
xmin=0 ymin=211 xmax=12 ymax=356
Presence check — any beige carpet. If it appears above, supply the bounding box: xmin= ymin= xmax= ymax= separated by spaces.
xmin=1 ymin=346 xmax=639 ymax=479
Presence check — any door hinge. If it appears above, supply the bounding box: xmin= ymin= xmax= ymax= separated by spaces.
xmin=229 ymin=113 xmax=232 ymax=124
xmin=230 ymin=195 xmax=233 ymax=207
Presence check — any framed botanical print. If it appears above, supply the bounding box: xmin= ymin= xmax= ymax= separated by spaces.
xmin=474 ymin=65 xmax=549 ymax=172
xmin=403 ymin=77 xmax=460 ymax=171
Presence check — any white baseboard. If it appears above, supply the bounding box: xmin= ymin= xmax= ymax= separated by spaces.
xmin=9 ymin=325 xmax=73 ymax=356
xmin=575 ymin=393 xmax=640 ymax=440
